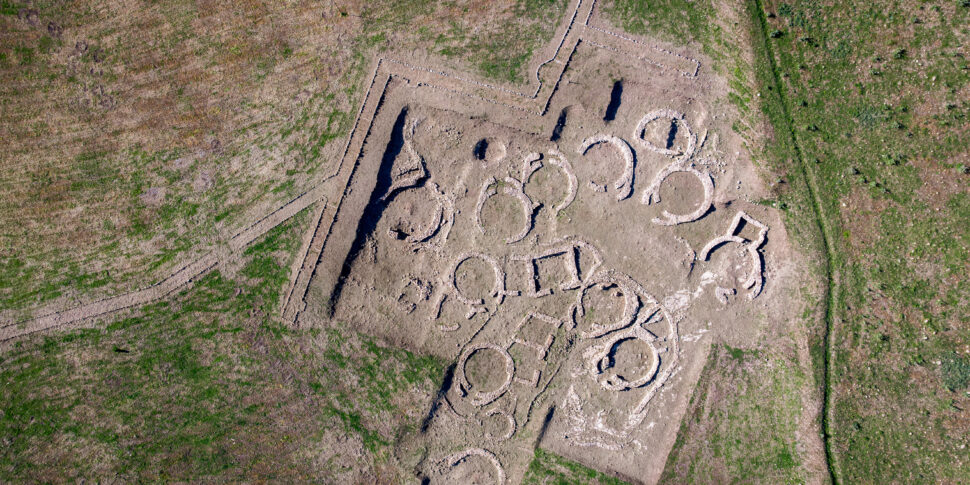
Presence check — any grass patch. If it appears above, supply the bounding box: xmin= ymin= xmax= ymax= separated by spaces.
xmin=606 ymin=0 xmax=717 ymax=47
xmin=523 ymin=448 xmax=630 ymax=484
xmin=431 ymin=0 xmax=568 ymax=82
xmin=941 ymin=354 xmax=970 ymax=391
xmin=0 ymin=2 xmax=23 ymax=16
xmin=661 ymin=345 xmax=807 ymax=483
xmin=308 ymin=325 xmax=447 ymax=456
xmin=0 ymin=212 xmax=307 ymax=481
xmin=744 ymin=0 xmax=970 ymax=482
xmin=0 ymin=206 xmax=448 ymax=480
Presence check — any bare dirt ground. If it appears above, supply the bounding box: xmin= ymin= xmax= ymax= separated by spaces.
xmin=291 ymin=1 xmax=820 ymax=482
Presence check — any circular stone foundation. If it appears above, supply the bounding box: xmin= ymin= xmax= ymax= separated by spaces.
xmin=597 ymin=336 xmax=660 ymax=390
xmin=576 ymin=279 xmax=639 ymax=339
xmin=480 ymin=191 xmax=529 ymax=242
xmin=456 ymin=343 xmax=515 ymax=406
xmin=383 ymin=185 xmax=443 ymax=243
xmin=634 ymin=109 xmax=695 ymax=158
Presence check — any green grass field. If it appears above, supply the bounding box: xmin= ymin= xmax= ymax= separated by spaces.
xmin=0 ymin=212 xmax=448 ymax=481
xmin=661 ymin=345 xmax=807 ymax=483
xmin=753 ymin=0 xmax=970 ymax=481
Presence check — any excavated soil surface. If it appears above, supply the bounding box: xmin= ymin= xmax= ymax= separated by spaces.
xmin=297 ymin=4 xmax=809 ymax=483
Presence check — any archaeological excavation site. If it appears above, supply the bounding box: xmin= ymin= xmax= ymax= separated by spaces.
xmin=4 ymin=0 xmax=968 ymax=483
xmin=288 ymin=2 xmax=809 ymax=481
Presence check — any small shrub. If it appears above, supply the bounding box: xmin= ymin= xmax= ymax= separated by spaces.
xmin=893 ymin=48 xmax=907 ymax=59
xmin=14 ymin=45 xmax=33 ymax=65
xmin=38 ymin=35 xmax=54 ymax=54
xmin=942 ymin=354 xmax=970 ymax=391
xmin=770 ymin=29 xmax=784 ymax=38
xmin=881 ymin=153 xmax=904 ymax=165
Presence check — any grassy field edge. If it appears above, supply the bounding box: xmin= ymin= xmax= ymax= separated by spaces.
xmin=747 ymin=0 xmax=841 ymax=482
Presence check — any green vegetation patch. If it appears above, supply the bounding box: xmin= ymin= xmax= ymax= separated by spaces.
xmin=0 ymin=196 xmax=448 ymax=482
xmin=0 ymin=211 xmax=307 ymax=481
xmin=523 ymin=447 xmax=630 ymax=485
xmin=744 ymin=0 xmax=970 ymax=482
xmin=307 ymin=324 xmax=447 ymax=455
xmin=941 ymin=354 xmax=970 ymax=391
xmin=661 ymin=345 xmax=806 ymax=484
xmin=606 ymin=0 xmax=718 ymax=47
xmin=0 ymin=208 xmax=450 ymax=482
xmin=424 ymin=0 xmax=569 ymax=82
